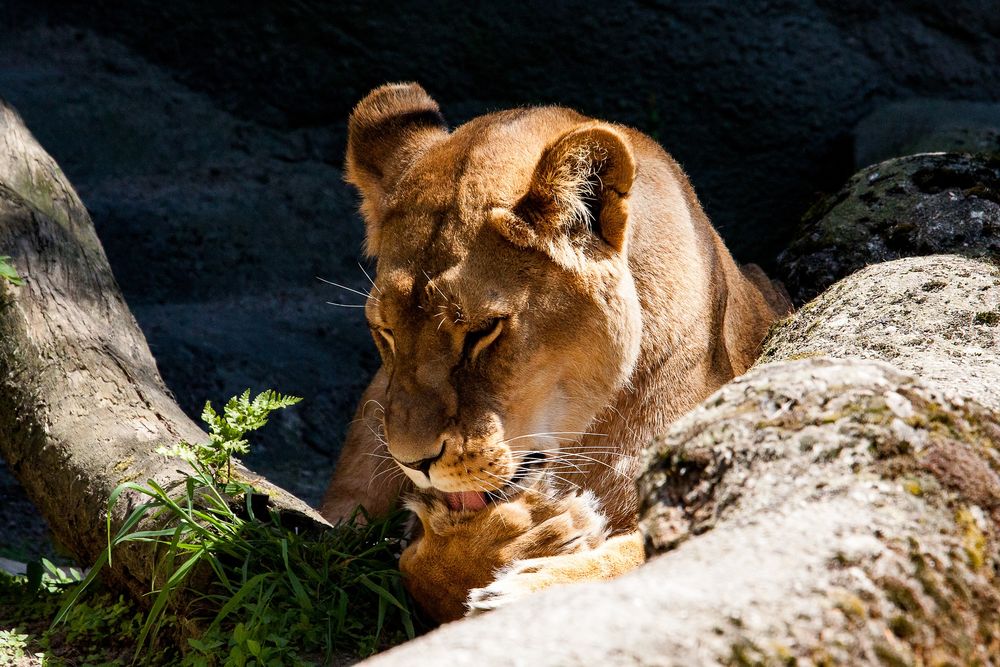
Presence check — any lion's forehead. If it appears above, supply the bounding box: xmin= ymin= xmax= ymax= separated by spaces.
xmin=399 ymin=106 xmax=582 ymax=195
xmin=379 ymin=108 xmax=588 ymax=260
xmin=368 ymin=106 xmax=616 ymax=331
xmin=372 ymin=259 xmax=525 ymax=330
xmin=377 ymin=207 xmax=471 ymax=270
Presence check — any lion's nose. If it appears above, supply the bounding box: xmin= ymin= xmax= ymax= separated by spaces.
xmin=396 ymin=446 xmax=444 ymax=476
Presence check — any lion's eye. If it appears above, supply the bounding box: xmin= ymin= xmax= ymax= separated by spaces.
xmin=464 ymin=317 xmax=505 ymax=361
xmin=376 ymin=328 xmax=395 ymax=355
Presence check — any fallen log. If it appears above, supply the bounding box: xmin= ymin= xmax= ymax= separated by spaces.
xmin=0 ymin=100 xmax=329 ymax=603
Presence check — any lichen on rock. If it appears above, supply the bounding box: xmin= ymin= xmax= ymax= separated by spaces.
xmin=638 ymin=357 xmax=1000 ymax=665
xmin=759 ymin=255 xmax=1000 ymax=411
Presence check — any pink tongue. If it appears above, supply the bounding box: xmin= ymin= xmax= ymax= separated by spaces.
xmin=445 ymin=491 xmax=488 ymax=512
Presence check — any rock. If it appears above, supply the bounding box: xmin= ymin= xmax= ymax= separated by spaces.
xmin=7 ymin=2 xmax=1000 ymax=268
xmin=855 ymin=98 xmax=1000 ymax=168
xmin=778 ymin=153 xmax=1000 ymax=303
xmin=638 ymin=358 xmax=1000 ymax=664
xmin=360 ymin=248 xmax=1000 ymax=666
xmin=760 ymin=255 xmax=1000 ymax=411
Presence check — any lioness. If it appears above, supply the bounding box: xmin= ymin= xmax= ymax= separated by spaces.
xmin=320 ymin=83 xmax=791 ymax=621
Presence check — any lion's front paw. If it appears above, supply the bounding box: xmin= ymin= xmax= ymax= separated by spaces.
xmin=465 ymin=531 xmax=646 ymax=617
xmin=466 ymin=559 xmax=554 ymax=614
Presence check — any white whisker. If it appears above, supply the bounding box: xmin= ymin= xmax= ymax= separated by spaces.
xmin=528 ymin=447 xmax=631 ymax=457
xmin=423 ymin=270 xmax=451 ymax=303
xmin=368 ymin=462 xmax=404 ymax=493
xmin=500 ymin=431 xmax=607 ymax=445
xmin=317 ymin=276 xmax=378 ymax=303
xmin=538 ymin=460 xmax=587 ymax=476
xmin=553 ymin=452 xmax=631 ymax=478
xmin=480 ymin=469 xmax=552 ymax=501
xmin=357 ymin=262 xmax=382 ymax=295
xmin=547 ymin=473 xmax=582 ymax=493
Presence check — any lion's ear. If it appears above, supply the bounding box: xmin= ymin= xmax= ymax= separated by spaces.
xmin=505 ymin=123 xmax=636 ymax=254
xmin=345 ymin=83 xmax=448 ymax=256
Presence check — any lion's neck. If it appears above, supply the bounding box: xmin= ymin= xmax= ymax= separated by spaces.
xmin=568 ymin=172 xmax=758 ymax=530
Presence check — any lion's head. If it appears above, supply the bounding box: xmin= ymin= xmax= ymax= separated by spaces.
xmin=345 ymin=83 xmax=643 ymax=509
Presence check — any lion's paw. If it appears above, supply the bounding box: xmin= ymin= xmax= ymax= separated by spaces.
xmin=465 ymin=559 xmax=556 ymax=615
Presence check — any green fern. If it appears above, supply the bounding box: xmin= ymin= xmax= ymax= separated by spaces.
xmin=157 ymin=389 xmax=301 ymax=484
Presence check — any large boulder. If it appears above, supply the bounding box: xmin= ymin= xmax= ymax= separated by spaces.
xmin=639 ymin=358 xmax=1000 ymax=664
xmin=778 ymin=154 xmax=1000 ymax=303
xmin=360 ymin=262 xmax=1000 ymax=664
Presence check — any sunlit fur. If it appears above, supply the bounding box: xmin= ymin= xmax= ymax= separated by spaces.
xmin=320 ymin=83 xmax=792 ymax=619
xmin=401 ymin=477 xmax=610 ymax=621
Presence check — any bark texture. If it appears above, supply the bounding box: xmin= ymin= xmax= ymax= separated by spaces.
xmin=362 ymin=256 xmax=1000 ymax=666
xmin=0 ymin=100 xmax=328 ymax=600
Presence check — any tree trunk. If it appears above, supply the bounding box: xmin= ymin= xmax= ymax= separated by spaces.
xmin=0 ymin=100 xmax=329 ymax=601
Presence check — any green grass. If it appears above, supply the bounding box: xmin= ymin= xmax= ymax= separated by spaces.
xmin=2 ymin=508 xmax=416 ymax=665
xmin=48 ymin=389 xmax=419 ymax=665
xmin=1 ymin=560 xmax=171 ymax=665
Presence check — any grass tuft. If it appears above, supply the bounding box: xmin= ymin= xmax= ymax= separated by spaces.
xmin=1 ymin=560 xmax=170 ymax=665
xmin=53 ymin=389 xmax=417 ymax=665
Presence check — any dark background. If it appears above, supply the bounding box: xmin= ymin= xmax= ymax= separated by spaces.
xmin=1 ymin=0 xmax=999 ymax=513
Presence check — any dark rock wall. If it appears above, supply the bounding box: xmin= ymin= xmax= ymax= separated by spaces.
xmin=7 ymin=1 xmax=1000 ymax=264
xmin=779 ymin=153 xmax=1000 ymax=303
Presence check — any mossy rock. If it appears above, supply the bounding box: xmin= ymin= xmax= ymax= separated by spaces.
xmin=778 ymin=153 xmax=1000 ymax=303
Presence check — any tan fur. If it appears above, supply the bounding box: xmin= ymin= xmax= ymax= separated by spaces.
xmin=320 ymin=83 xmax=792 ymax=620
xmin=400 ymin=485 xmax=615 ymax=621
